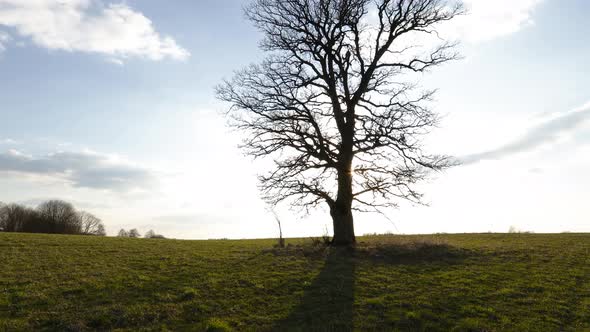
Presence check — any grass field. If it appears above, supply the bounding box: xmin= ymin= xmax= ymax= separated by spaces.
xmin=1 ymin=232 xmax=589 ymax=331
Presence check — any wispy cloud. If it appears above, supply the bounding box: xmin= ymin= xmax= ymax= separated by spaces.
xmin=442 ymin=0 xmax=544 ymax=43
xmin=366 ymin=0 xmax=544 ymax=63
xmin=0 ymin=30 xmax=10 ymax=52
xmin=152 ymin=214 xmax=241 ymax=227
xmin=16 ymin=198 xmax=111 ymax=210
xmin=105 ymin=57 xmax=124 ymax=66
xmin=0 ymin=149 xmax=157 ymax=192
xmin=0 ymin=138 xmax=19 ymax=145
xmin=461 ymin=102 xmax=590 ymax=165
xmin=153 ymin=215 xmax=201 ymax=225
xmin=0 ymin=0 xmax=190 ymax=62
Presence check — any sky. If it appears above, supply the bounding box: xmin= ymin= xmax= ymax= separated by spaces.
xmin=0 ymin=0 xmax=589 ymax=239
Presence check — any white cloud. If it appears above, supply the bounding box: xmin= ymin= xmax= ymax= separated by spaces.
xmin=105 ymin=57 xmax=124 ymax=66
xmin=0 ymin=0 xmax=189 ymax=61
xmin=0 ymin=148 xmax=157 ymax=192
xmin=451 ymin=0 xmax=544 ymax=42
xmin=0 ymin=138 xmax=19 ymax=145
xmin=0 ymin=30 xmax=10 ymax=51
xmin=16 ymin=197 xmax=111 ymax=209
xmin=362 ymin=0 xmax=544 ymax=66
xmin=460 ymin=101 xmax=590 ymax=164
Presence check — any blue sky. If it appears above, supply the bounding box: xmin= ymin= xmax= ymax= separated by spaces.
xmin=0 ymin=0 xmax=589 ymax=238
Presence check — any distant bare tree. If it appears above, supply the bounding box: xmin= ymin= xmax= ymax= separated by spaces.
xmin=0 ymin=202 xmax=6 ymax=231
xmin=37 ymin=200 xmax=81 ymax=234
xmin=0 ymin=200 xmax=106 ymax=236
xmin=272 ymin=211 xmax=285 ymax=248
xmin=144 ymin=230 xmax=166 ymax=239
xmin=217 ymin=0 xmax=462 ymax=245
xmin=118 ymin=229 xmax=129 ymax=237
xmin=78 ymin=211 xmax=106 ymax=236
xmin=96 ymin=223 xmax=107 ymax=236
xmin=128 ymin=229 xmax=141 ymax=238
xmin=0 ymin=203 xmax=37 ymax=233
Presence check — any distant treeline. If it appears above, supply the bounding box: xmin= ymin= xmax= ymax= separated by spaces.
xmin=117 ymin=228 xmax=165 ymax=239
xmin=0 ymin=200 xmax=106 ymax=236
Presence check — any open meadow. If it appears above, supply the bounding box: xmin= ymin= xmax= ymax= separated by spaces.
xmin=1 ymin=232 xmax=589 ymax=331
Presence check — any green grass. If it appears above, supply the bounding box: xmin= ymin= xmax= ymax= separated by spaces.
xmin=1 ymin=232 xmax=589 ymax=331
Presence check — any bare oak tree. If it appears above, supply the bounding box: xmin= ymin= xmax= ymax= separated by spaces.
xmin=145 ymin=229 xmax=156 ymax=239
xmin=0 ymin=202 xmax=5 ymax=231
xmin=79 ymin=211 xmax=106 ymax=236
xmin=144 ymin=230 xmax=166 ymax=239
xmin=0 ymin=203 xmax=35 ymax=233
xmin=96 ymin=223 xmax=107 ymax=236
xmin=128 ymin=228 xmax=141 ymax=238
xmin=38 ymin=200 xmax=81 ymax=234
xmin=217 ymin=0 xmax=462 ymax=245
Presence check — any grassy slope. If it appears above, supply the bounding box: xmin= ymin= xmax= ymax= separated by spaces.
xmin=0 ymin=232 xmax=589 ymax=331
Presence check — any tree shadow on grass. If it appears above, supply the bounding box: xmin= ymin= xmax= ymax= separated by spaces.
xmin=268 ymin=240 xmax=476 ymax=331
xmin=353 ymin=241 xmax=474 ymax=266
xmin=271 ymin=247 xmax=356 ymax=332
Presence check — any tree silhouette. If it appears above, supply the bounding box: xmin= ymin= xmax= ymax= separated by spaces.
xmin=144 ymin=230 xmax=166 ymax=239
xmin=218 ymin=0 xmax=462 ymax=245
xmin=0 ymin=200 xmax=106 ymax=235
xmin=0 ymin=202 xmax=5 ymax=231
xmin=79 ymin=211 xmax=105 ymax=235
xmin=37 ymin=200 xmax=81 ymax=234
xmin=96 ymin=223 xmax=107 ymax=236
xmin=0 ymin=203 xmax=36 ymax=233
xmin=128 ymin=228 xmax=141 ymax=238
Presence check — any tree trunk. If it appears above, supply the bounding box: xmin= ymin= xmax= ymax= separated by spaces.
xmin=331 ymin=168 xmax=356 ymax=246
xmin=331 ymin=206 xmax=355 ymax=246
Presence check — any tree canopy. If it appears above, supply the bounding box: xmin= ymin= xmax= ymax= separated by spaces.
xmin=217 ymin=0 xmax=462 ymax=245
